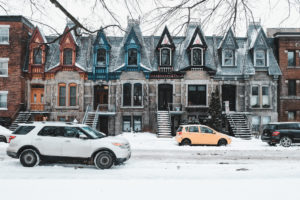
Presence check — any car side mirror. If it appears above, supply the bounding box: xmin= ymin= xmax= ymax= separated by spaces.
xmin=79 ymin=135 xmax=88 ymax=140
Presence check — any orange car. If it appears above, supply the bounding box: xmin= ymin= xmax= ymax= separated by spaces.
xmin=175 ymin=124 xmax=231 ymax=146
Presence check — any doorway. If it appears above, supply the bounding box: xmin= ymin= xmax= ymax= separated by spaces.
xmin=222 ymin=85 xmax=236 ymax=111
xmin=94 ymin=85 xmax=108 ymax=111
xmin=31 ymin=85 xmax=44 ymax=111
xmin=98 ymin=116 xmax=108 ymax=135
xmin=158 ymin=84 xmax=173 ymax=110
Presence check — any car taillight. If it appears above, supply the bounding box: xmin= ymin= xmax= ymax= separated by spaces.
xmin=8 ymin=136 xmax=16 ymax=143
xmin=272 ymin=131 xmax=280 ymax=136
xmin=177 ymin=132 xmax=182 ymax=135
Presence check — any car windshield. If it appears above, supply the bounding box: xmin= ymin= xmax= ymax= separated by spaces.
xmin=81 ymin=126 xmax=106 ymax=139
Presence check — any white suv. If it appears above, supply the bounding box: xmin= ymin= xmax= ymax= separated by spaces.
xmin=6 ymin=122 xmax=131 ymax=169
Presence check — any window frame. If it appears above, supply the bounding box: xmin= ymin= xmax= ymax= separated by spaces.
xmin=0 ymin=91 xmax=8 ymax=110
xmin=288 ymin=80 xmax=296 ymax=96
xmin=187 ymin=85 xmax=207 ymax=106
xmin=288 ymin=50 xmax=296 ymax=67
xmin=191 ymin=47 xmax=203 ymax=66
xmin=58 ymin=83 xmax=66 ymax=106
xmin=160 ymin=47 xmax=172 ymax=66
xmin=255 ymin=49 xmax=266 ymax=67
xmin=123 ymin=116 xmax=132 ymax=132
xmin=63 ymin=48 xmax=73 ymax=66
xmin=262 ymin=85 xmax=270 ymax=107
xmin=33 ymin=47 xmax=42 ymax=65
xmin=288 ymin=111 xmax=296 ymax=121
xmin=69 ymin=83 xmax=77 ymax=107
xmin=0 ymin=58 xmax=9 ymax=77
xmin=97 ymin=48 xmax=106 ymax=66
xmin=122 ymin=82 xmax=143 ymax=107
xmin=133 ymin=116 xmax=142 ymax=132
xmin=222 ymin=49 xmax=235 ymax=66
xmin=0 ymin=25 xmax=9 ymax=45
xmin=128 ymin=48 xmax=138 ymax=66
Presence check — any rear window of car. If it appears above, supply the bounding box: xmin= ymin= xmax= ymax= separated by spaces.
xmin=13 ymin=126 xmax=35 ymax=135
xmin=265 ymin=124 xmax=277 ymax=130
xmin=177 ymin=126 xmax=183 ymax=132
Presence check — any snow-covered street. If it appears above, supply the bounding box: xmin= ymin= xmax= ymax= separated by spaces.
xmin=1 ymin=133 xmax=300 ymax=200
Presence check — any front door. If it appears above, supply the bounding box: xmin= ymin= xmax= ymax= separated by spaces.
xmin=94 ymin=85 xmax=108 ymax=111
xmin=222 ymin=85 xmax=236 ymax=111
xmin=31 ymin=86 xmax=44 ymax=111
xmin=158 ymin=84 xmax=173 ymax=110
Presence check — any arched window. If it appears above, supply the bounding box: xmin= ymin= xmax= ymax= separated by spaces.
xmin=33 ymin=47 xmax=42 ymax=64
xmin=63 ymin=48 xmax=73 ymax=65
xmin=123 ymin=83 xmax=131 ymax=106
xmin=58 ymin=83 xmax=66 ymax=106
xmin=160 ymin=48 xmax=171 ymax=66
xmin=97 ymin=48 xmax=106 ymax=66
xmin=69 ymin=83 xmax=77 ymax=106
xmin=128 ymin=48 xmax=137 ymax=65
xmin=133 ymin=83 xmax=142 ymax=106
xmin=192 ymin=48 xmax=203 ymax=66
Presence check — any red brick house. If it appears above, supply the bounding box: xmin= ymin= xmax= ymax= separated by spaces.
xmin=268 ymin=28 xmax=300 ymax=121
xmin=0 ymin=16 xmax=34 ymax=127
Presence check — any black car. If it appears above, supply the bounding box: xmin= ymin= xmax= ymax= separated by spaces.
xmin=261 ymin=122 xmax=300 ymax=147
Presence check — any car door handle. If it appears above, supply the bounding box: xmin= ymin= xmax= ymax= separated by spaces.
xmin=65 ymin=140 xmax=71 ymax=143
xmin=35 ymin=138 xmax=42 ymax=141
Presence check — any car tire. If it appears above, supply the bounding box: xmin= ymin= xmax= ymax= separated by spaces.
xmin=181 ymin=139 xmax=191 ymax=146
xmin=217 ymin=139 xmax=227 ymax=146
xmin=280 ymin=136 xmax=292 ymax=147
xmin=94 ymin=151 xmax=114 ymax=169
xmin=268 ymin=142 xmax=276 ymax=146
xmin=19 ymin=149 xmax=40 ymax=167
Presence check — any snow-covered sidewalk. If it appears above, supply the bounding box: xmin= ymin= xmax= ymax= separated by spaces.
xmin=1 ymin=133 xmax=300 ymax=200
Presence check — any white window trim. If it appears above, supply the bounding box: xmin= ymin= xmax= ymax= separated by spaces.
xmin=254 ymin=49 xmax=269 ymax=67
xmin=251 ymin=85 xmax=271 ymax=109
xmin=121 ymin=82 xmax=144 ymax=108
xmin=0 ymin=91 xmax=8 ymax=110
xmin=186 ymin=84 xmax=208 ymax=107
xmin=0 ymin=58 xmax=9 ymax=77
xmin=222 ymin=49 xmax=235 ymax=66
xmin=0 ymin=25 xmax=10 ymax=45
xmin=191 ymin=47 xmax=204 ymax=66
xmin=159 ymin=47 xmax=172 ymax=66
xmin=262 ymin=85 xmax=270 ymax=107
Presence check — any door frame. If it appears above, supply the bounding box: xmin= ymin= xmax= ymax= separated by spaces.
xmin=221 ymin=84 xmax=236 ymax=112
xmin=157 ymin=83 xmax=173 ymax=110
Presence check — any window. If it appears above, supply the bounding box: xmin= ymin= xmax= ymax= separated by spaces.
xmin=0 ymin=59 xmax=8 ymax=77
xmin=64 ymin=127 xmax=87 ymax=138
xmin=123 ymin=83 xmax=131 ymax=106
xmin=63 ymin=48 xmax=73 ymax=65
xmin=251 ymin=86 xmax=259 ymax=107
xmin=128 ymin=48 xmax=137 ymax=65
xmin=38 ymin=126 xmax=64 ymax=137
xmin=288 ymin=80 xmax=296 ymax=96
xmin=13 ymin=126 xmax=35 ymax=135
xmin=192 ymin=48 xmax=203 ymax=66
xmin=97 ymin=48 xmax=106 ymax=66
xmin=262 ymin=116 xmax=271 ymax=125
xmin=69 ymin=84 xmax=77 ymax=106
xmin=288 ymin=111 xmax=296 ymax=121
xmin=133 ymin=116 xmax=142 ymax=132
xmin=188 ymin=126 xmax=199 ymax=133
xmin=160 ymin=48 xmax=171 ymax=66
xmin=288 ymin=51 xmax=296 ymax=66
xmin=223 ymin=49 xmax=234 ymax=66
xmin=133 ymin=83 xmax=142 ymax=106
xmin=262 ymin=86 xmax=270 ymax=107
xmin=252 ymin=116 xmax=261 ymax=131
xmin=255 ymin=50 xmax=266 ymax=66
xmin=33 ymin=48 xmax=42 ymax=64
xmin=58 ymin=83 xmax=66 ymax=106
xmin=188 ymin=85 xmax=206 ymax=106
xmin=200 ymin=126 xmax=214 ymax=134
xmin=123 ymin=116 xmax=131 ymax=132
xmin=0 ymin=91 xmax=7 ymax=109
xmin=0 ymin=26 xmax=9 ymax=44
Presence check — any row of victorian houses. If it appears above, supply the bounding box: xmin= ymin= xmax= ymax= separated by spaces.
xmin=0 ymin=15 xmax=299 ymax=138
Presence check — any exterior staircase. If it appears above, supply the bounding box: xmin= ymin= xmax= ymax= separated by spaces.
xmin=156 ymin=110 xmax=172 ymax=137
xmin=226 ymin=113 xmax=251 ymax=139
xmin=9 ymin=111 xmax=32 ymax=131
xmin=83 ymin=112 xmax=99 ymax=129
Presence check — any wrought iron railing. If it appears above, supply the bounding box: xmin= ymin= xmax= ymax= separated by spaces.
xmin=82 ymin=104 xmax=91 ymax=124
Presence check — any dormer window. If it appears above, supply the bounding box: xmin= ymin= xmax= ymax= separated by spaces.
xmin=63 ymin=48 xmax=73 ymax=65
xmin=33 ymin=48 xmax=42 ymax=64
xmin=97 ymin=48 xmax=106 ymax=66
xmin=128 ymin=48 xmax=137 ymax=66
xmin=160 ymin=48 xmax=171 ymax=66
xmin=255 ymin=50 xmax=266 ymax=66
xmin=222 ymin=49 xmax=234 ymax=66
xmin=191 ymin=48 xmax=203 ymax=66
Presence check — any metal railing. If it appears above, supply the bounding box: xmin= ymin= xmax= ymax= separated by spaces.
xmin=92 ymin=104 xmax=100 ymax=129
xmin=82 ymin=104 xmax=91 ymax=124
xmin=168 ymin=103 xmax=182 ymax=112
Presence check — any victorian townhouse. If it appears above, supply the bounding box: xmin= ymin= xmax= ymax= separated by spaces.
xmin=0 ymin=15 xmax=282 ymax=138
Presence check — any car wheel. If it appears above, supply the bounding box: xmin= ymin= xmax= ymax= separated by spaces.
xmin=94 ymin=151 xmax=114 ymax=169
xmin=280 ymin=136 xmax=292 ymax=147
xmin=268 ymin=142 xmax=276 ymax=146
xmin=217 ymin=139 xmax=227 ymax=146
xmin=19 ymin=149 xmax=40 ymax=167
xmin=181 ymin=139 xmax=191 ymax=146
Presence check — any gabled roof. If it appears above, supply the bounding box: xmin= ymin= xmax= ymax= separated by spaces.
xmin=124 ymin=27 xmax=141 ymax=47
xmin=187 ymin=26 xmax=207 ymax=49
xmin=249 ymin=28 xmax=269 ymax=49
xmin=156 ymin=26 xmax=175 ymax=49
xmin=93 ymin=28 xmax=111 ymax=48
xmin=30 ymin=26 xmax=47 ymax=44
xmin=218 ymin=28 xmax=238 ymax=49
xmin=60 ymin=25 xmax=78 ymax=46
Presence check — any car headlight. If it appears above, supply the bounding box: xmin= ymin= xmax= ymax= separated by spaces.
xmin=112 ymin=142 xmax=127 ymax=149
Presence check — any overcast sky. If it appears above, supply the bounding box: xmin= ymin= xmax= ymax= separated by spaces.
xmin=2 ymin=0 xmax=300 ymax=37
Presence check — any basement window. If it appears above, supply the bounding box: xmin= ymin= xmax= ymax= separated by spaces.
xmin=133 ymin=116 xmax=142 ymax=132
xmin=123 ymin=116 xmax=131 ymax=132
xmin=288 ymin=111 xmax=296 ymax=121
